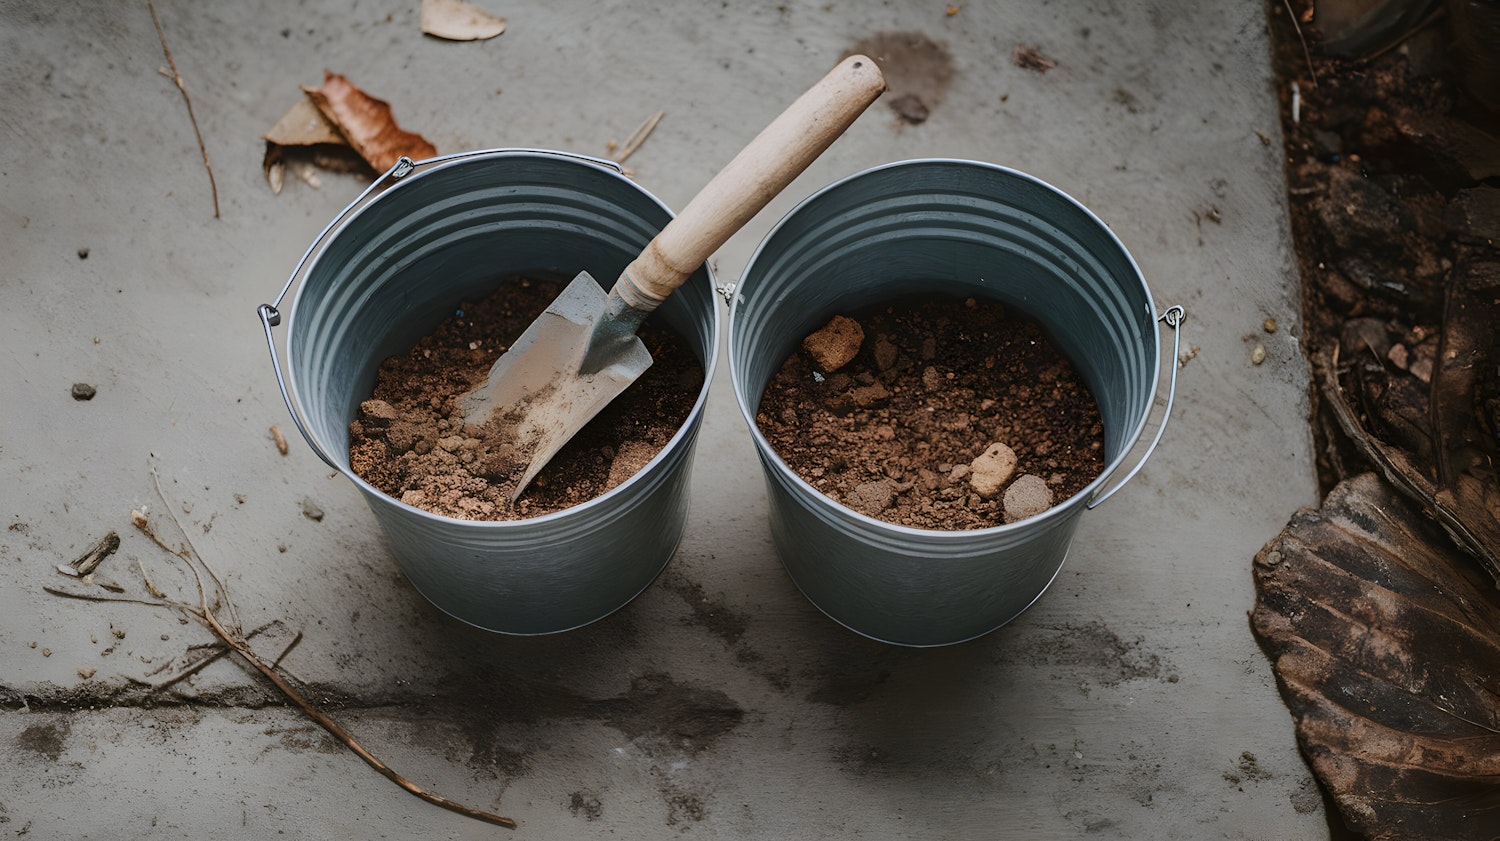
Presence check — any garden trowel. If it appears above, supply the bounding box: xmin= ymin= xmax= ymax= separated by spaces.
xmin=458 ymin=55 xmax=886 ymax=500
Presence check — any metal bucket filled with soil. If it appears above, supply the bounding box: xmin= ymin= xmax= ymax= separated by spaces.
xmin=729 ymin=159 xmax=1181 ymax=647
xmin=259 ymin=149 xmax=719 ymax=634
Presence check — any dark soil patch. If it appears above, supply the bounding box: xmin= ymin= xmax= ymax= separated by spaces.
xmin=756 ymin=295 xmax=1104 ymax=530
xmin=348 ymin=275 xmax=702 ymax=520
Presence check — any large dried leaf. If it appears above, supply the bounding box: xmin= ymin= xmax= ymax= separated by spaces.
xmin=1252 ymin=473 xmax=1500 ymax=840
xmin=420 ymin=0 xmax=506 ymax=41
xmin=301 ymin=71 xmax=438 ymax=174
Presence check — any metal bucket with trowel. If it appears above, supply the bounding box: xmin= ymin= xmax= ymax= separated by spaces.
xmin=458 ymin=55 xmax=888 ymax=499
xmin=259 ymin=56 xmax=886 ymax=634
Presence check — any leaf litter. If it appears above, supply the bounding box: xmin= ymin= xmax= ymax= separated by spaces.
xmin=263 ymin=72 xmax=438 ymax=193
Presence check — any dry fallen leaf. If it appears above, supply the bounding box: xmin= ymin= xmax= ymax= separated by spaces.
xmin=1253 ymin=473 xmax=1500 ymax=840
xmin=301 ymin=71 xmax=438 ymax=174
xmin=260 ymin=96 xmax=368 ymax=193
xmin=420 ymin=0 xmax=506 ymax=41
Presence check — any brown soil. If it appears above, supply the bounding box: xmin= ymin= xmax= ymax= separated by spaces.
xmin=756 ymin=295 xmax=1105 ymax=530
xmin=348 ymin=275 xmax=703 ymax=521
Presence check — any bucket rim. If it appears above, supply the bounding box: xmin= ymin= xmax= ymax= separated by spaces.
xmin=727 ymin=156 xmax=1160 ymax=538
xmin=283 ymin=147 xmax=722 ymax=528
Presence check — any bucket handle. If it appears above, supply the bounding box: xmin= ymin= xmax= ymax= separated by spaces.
xmin=256 ymin=149 xmax=627 ymax=469
xmin=1086 ymin=304 xmax=1185 ymax=509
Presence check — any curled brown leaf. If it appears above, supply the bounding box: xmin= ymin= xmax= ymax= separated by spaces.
xmin=301 ymin=71 xmax=438 ymax=174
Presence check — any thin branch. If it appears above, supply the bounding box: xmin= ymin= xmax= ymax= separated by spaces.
xmin=132 ymin=476 xmax=519 ymax=830
xmin=1365 ymin=5 xmax=1446 ymax=62
xmin=180 ymin=556 xmax=519 ymax=829
xmin=1283 ymin=0 xmax=1319 ymax=87
xmin=148 ymin=0 xmax=220 ymax=218
xmin=614 ymin=110 xmax=664 ymax=164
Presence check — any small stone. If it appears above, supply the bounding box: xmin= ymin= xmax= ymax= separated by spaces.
xmin=1387 ymin=343 xmax=1409 ymax=370
xmin=968 ymin=443 xmax=1018 ymax=499
xmin=77 ymin=247 xmax=90 ymax=259
xmin=78 ymin=667 xmax=96 ymax=679
xmin=873 ymin=337 xmax=900 ymax=371
xmin=1003 ymin=474 xmax=1053 ymax=523
xmin=848 ymin=382 xmax=891 ymax=409
xmin=802 ymin=315 xmax=865 ymax=373
xmin=847 ymin=481 xmax=895 ymax=516
xmin=1263 ymin=318 xmax=1277 ymax=334
xmin=922 ymin=367 xmax=943 ymax=391
xmin=359 ymin=399 xmax=400 ymax=422
xmin=300 ymin=498 xmax=325 ymax=522
xmin=948 ymin=464 xmax=971 ymax=483
xmin=42 ymin=648 xmax=52 ymax=657
xmin=71 ymin=383 xmax=97 ymax=401
xmin=1250 ymin=343 xmax=1267 ymax=365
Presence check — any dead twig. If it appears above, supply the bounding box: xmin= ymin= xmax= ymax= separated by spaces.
xmin=1365 ymin=5 xmax=1447 ymax=62
xmin=1319 ymin=349 xmax=1500 ymax=579
xmin=1282 ymin=0 xmax=1318 ymax=87
xmin=148 ymin=0 xmax=220 ymax=219
xmin=67 ymin=470 xmax=518 ymax=829
xmin=614 ymin=110 xmax=664 ymax=165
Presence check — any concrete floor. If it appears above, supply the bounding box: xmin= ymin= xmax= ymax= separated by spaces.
xmin=0 ymin=0 xmax=1328 ymax=838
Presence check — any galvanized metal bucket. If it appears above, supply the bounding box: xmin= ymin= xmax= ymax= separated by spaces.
xmin=258 ymin=149 xmax=719 ymax=634
xmin=728 ymin=159 xmax=1182 ymax=647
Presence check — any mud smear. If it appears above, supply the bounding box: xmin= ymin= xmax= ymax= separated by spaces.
xmin=850 ymin=32 xmax=954 ymax=124
xmin=997 ymin=621 xmax=1178 ymax=687
xmin=16 ymin=720 xmax=70 ymax=761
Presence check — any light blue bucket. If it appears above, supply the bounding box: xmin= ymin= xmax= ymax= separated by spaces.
xmin=729 ymin=159 xmax=1181 ymax=647
xmin=259 ymin=150 xmax=720 ymax=634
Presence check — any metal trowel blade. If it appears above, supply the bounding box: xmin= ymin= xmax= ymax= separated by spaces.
xmin=457 ymin=272 xmax=655 ymax=501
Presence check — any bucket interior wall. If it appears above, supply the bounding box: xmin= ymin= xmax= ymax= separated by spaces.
xmin=279 ymin=151 xmax=717 ymax=634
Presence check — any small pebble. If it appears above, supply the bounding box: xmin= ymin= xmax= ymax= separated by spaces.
xmin=77 ymin=247 xmax=90 ymax=259
xmin=300 ymin=498 xmax=325 ymax=522
xmin=77 ymin=667 xmax=96 ymax=679
xmin=1003 ymin=474 xmax=1053 ymax=523
xmin=1250 ymin=343 xmax=1267 ymax=365
xmin=1263 ymin=318 xmax=1277 ymax=333
xmin=360 ymin=399 xmax=400 ymax=422
xmin=847 ymin=481 xmax=895 ymax=516
xmin=968 ymin=442 xmax=1018 ymax=499
xmin=802 ymin=315 xmax=865 ymax=373
xmin=71 ymin=383 xmax=97 ymax=401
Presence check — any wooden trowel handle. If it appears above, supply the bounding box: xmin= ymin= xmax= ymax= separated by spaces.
xmin=613 ymin=55 xmax=886 ymax=311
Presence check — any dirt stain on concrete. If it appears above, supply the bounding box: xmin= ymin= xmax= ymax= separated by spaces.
xmin=998 ymin=621 xmax=1178 ymax=686
xmin=850 ymin=32 xmax=954 ymax=124
xmin=16 ymin=720 xmax=70 ymax=761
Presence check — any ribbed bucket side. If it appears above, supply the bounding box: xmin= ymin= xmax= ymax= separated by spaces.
xmin=284 ymin=151 xmax=719 ymax=634
xmin=729 ymin=159 xmax=1158 ymax=646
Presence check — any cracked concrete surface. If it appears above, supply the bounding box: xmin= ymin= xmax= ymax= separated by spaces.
xmin=2 ymin=0 xmax=1327 ymax=837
